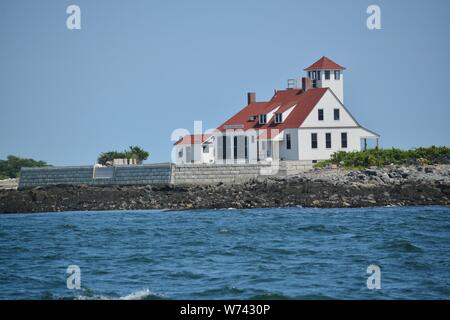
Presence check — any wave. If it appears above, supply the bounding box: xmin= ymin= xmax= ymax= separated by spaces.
xmin=248 ymin=292 xmax=293 ymax=300
xmin=70 ymin=288 xmax=165 ymax=300
xmin=382 ymin=239 xmax=423 ymax=253
xmin=119 ymin=289 xmax=164 ymax=300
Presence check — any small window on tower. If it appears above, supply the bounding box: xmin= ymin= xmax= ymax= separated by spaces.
xmin=334 ymin=70 xmax=341 ymax=80
xmin=317 ymin=71 xmax=321 ymax=80
xmin=325 ymin=70 xmax=330 ymax=80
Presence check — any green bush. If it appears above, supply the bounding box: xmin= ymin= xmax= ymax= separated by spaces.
xmin=315 ymin=146 xmax=450 ymax=169
xmin=0 ymin=155 xmax=48 ymax=179
xmin=97 ymin=146 xmax=150 ymax=165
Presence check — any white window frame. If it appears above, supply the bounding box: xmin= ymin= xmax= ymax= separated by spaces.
xmin=274 ymin=113 xmax=283 ymax=124
xmin=259 ymin=114 xmax=267 ymax=124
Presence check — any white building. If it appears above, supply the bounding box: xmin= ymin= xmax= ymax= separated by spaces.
xmin=174 ymin=57 xmax=379 ymax=164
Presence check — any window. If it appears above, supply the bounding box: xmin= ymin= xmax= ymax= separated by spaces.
xmin=202 ymin=145 xmax=209 ymax=153
xmin=233 ymin=136 xmax=238 ymax=160
xmin=259 ymin=114 xmax=267 ymax=124
xmin=286 ymin=133 xmax=291 ymax=150
xmin=318 ymin=109 xmax=324 ymax=121
xmin=275 ymin=113 xmax=283 ymax=124
xmin=334 ymin=108 xmax=340 ymax=120
xmin=317 ymin=71 xmax=321 ymax=80
xmin=341 ymin=132 xmax=348 ymax=148
xmin=178 ymin=149 xmax=183 ymax=158
xmin=250 ymin=115 xmax=257 ymax=121
xmin=325 ymin=133 xmax=331 ymax=149
xmin=325 ymin=70 xmax=330 ymax=80
xmin=222 ymin=136 xmax=227 ymax=160
xmin=308 ymin=71 xmax=312 ymax=78
xmin=245 ymin=136 xmax=248 ymax=160
xmin=311 ymin=133 xmax=318 ymax=149
xmin=334 ymin=70 xmax=341 ymax=80
xmin=311 ymin=71 xmax=316 ymax=80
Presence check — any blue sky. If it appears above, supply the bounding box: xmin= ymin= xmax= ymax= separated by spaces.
xmin=1 ymin=0 xmax=449 ymax=165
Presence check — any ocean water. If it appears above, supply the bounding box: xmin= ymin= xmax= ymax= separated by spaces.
xmin=0 ymin=206 xmax=449 ymax=300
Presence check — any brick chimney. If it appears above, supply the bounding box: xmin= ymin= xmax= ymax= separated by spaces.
xmin=247 ymin=92 xmax=256 ymax=104
xmin=302 ymin=77 xmax=312 ymax=92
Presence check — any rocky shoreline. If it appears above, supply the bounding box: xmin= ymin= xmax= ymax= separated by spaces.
xmin=0 ymin=165 xmax=449 ymax=214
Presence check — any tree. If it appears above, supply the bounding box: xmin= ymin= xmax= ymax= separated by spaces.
xmin=97 ymin=146 xmax=149 ymax=165
xmin=0 ymin=155 xmax=48 ymax=179
xmin=126 ymin=146 xmax=149 ymax=163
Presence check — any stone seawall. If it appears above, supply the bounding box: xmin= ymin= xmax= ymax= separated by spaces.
xmin=3 ymin=165 xmax=449 ymax=213
xmin=18 ymin=164 xmax=172 ymax=189
xmin=18 ymin=161 xmax=314 ymax=189
xmin=172 ymin=163 xmax=270 ymax=185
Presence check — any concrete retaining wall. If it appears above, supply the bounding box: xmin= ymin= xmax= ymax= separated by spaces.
xmin=278 ymin=160 xmax=314 ymax=176
xmin=18 ymin=163 xmax=172 ymax=189
xmin=18 ymin=161 xmax=313 ymax=189
xmin=172 ymin=163 xmax=270 ymax=185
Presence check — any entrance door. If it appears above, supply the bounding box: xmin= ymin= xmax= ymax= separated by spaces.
xmin=186 ymin=146 xmax=192 ymax=163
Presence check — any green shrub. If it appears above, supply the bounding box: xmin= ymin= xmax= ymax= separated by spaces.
xmin=0 ymin=155 xmax=48 ymax=179
xmin=315 ymin=146 xmax=450 ymax=169
xmin=97 ymin=146 xmax=150 ymax=165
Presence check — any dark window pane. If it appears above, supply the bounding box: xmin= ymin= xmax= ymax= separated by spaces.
xmin=334 ymin=70 xmax=341 ymax=80
xmin=326 ymin=133 xmax=331 ymax=148
xmin=317 ymin=71 xmax=321 ymax=80
xmin=286 ymin=134 xmax=291 ymax=150
xmin=325 ymin=70 xmax=330 ymax=80
xmin=222 ymin=136 xmax=227 ymax=159
xmin=318 ymin=109 xmax=324 ymax=121
xmin=341 ymin=132 xmax=348 ymax=148
xmin=334 ymin=109 xmax=340 ymax=120
xmin=245 ymin=136 xmax=248 ymax=159
xmin=311 ymin=133 xmax=318 ymax=149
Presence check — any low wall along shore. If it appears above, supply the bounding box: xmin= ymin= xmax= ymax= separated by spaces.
xmin=18 ymin=161 xmax=314 ymax=189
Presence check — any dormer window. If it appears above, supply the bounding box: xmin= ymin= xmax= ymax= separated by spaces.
xmin=249 ymin=115 xmax=257 ymax=121
xmin=259 ymin=114 xmax=267 ymax=124
xmin=274 ymin=113 xmax=283 ymax=124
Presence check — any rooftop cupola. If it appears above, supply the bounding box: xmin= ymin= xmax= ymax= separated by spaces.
xmin=304 ymin=56 xmax=346 ymax=103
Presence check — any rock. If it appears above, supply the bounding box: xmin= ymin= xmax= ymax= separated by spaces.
xmin=425 ymin=167 xmax=434 ymax=173
xmin=364 ymin=169 xmax=378 ymax=176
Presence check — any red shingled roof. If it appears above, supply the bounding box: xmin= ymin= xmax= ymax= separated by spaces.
xmin=217 ymin=87 xmax=328 ymax=133
xmin=304 ymin=56 xmax=345 ymax=71
xmin=174 ymin=134 xmax=211 ymax=145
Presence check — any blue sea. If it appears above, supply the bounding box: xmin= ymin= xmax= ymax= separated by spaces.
xmin=0 ymin=206 xmax=449 ymax=300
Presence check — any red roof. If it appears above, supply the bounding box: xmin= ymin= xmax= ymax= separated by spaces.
xmin=174 ymin=134 xmax=211 ymax=145
xmin=217 ymin=87 xmax=328 ymax=134
xmin=304 ymin=56 xmax=345 ymax=71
